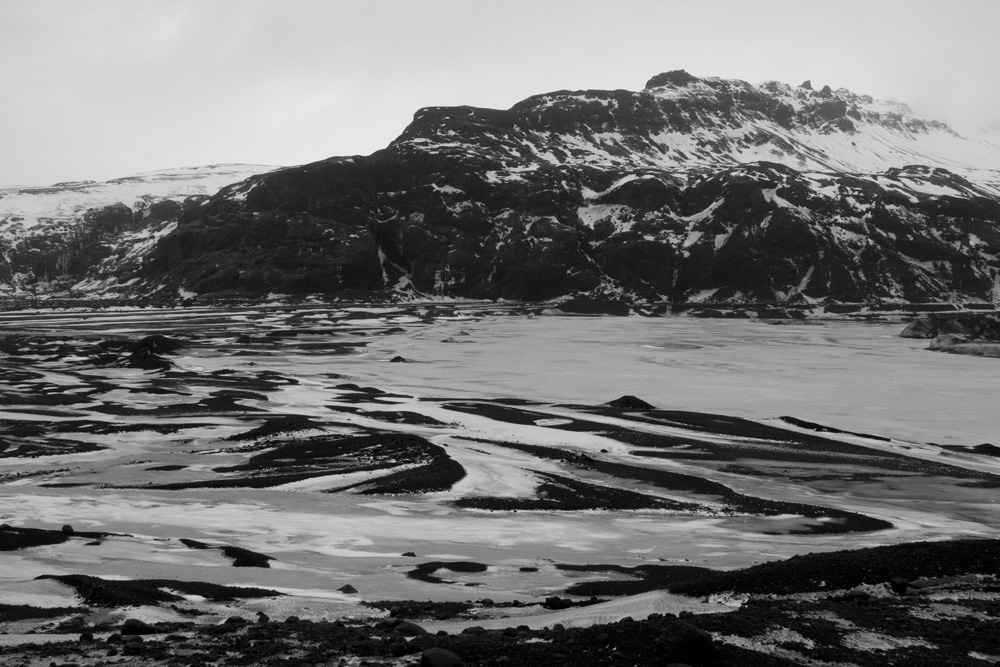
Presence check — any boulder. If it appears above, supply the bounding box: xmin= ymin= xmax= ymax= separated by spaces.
xmin=543 ymin=596 xmax=572 ymax=610
xmin=123 ymin=334 xmax=184 ymax=371
xmin=129 ymin=334 xmax=185 ymax=356
xmin=655 ymin=621 xmax=721 ymax=666
xmin=929 ymin=333 xmax=969 ymax=349
xmin=421 ymin=647 xmax=463 ymax=667
xmin=972 ymin=443 xmax=1000 ymax=457
xmin=606 ymin=395 xmax=655 ymax=410
xmin=900 ymin=316 xmax=938 ymax=338
xmin=220 ymin=545 xmax=273 ymax=568
xmin=121 ymin=618 xmax=156 ymax=636
xmin=395 ymin=620 xmax=428 ymax=636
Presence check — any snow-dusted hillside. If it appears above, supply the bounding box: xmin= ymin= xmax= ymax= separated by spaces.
xmin=0 ymin=164 xmax=279 ymax=297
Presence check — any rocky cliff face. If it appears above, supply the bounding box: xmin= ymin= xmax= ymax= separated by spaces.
xmin=5 ymin=72 xmax=1000 ymax=305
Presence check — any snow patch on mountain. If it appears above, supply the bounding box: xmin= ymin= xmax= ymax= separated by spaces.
xmin=0 ymin=164 xmax=278 ymax=235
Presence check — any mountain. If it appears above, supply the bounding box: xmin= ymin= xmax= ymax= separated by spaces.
xmin=5 ymin=71 xmax=1000 ymax=306
xmin=0 ymin=164 xmax=278 ymax=298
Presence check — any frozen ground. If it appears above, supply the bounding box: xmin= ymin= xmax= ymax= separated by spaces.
xmin=0 ymin=305 xmax=997 ymax=635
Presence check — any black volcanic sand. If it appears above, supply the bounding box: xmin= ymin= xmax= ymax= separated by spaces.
xmin=455 ymin=470 xmax=698 ymax=512
xmin=0 ymin=525 xmax=121 ymax=550
xmin=668 ymin=537 xmax=1000 ymax=596
xmin=406 ymin=561 xmax=490 ymax=584
xmin=446 ymin=398 xmax=1000 ymax=478
xmin=34 ymin=574 xmax=281 ymax=607
xmin=3 ymin=538 xmax=999 ymax=667
xmin=556 ymin=563 xmax=717 ymax=596
xmin=454 ymin=438 xmax=891 ymax=533
xmin=141 ymin=432 xmax=466 ymax=492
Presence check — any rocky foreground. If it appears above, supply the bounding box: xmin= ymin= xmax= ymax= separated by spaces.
xmin=1 ymin=538 xmax=998 ymax=666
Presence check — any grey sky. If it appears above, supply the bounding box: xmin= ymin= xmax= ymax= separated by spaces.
xmin=3 ymin=0 xmax=999 ymax=185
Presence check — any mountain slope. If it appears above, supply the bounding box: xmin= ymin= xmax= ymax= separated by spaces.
xmin=6 ymin=72 xmax=1000 ymax=305
xmin=0 ymin=164 xmax=279 ymax=297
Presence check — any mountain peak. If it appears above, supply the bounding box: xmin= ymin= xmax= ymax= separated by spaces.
xmin=644 ymin=69 xmax=700 ymax=89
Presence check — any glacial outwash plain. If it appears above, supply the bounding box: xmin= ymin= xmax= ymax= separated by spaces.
xmin=2 ymin=71 xmax=1000 ymax=666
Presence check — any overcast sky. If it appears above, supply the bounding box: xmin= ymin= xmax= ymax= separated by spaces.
xmin=3 ymin=0 xmax=999 ymax=185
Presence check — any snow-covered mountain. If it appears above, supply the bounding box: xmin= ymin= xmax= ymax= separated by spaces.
xmin=5 ymin=71 xmax=1000 ymax=306
xmin=0 ymin=164 xmax=278 ymax=297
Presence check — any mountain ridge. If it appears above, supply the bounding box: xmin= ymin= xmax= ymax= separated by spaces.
xmin=4 ymin=71 xmax=1000 ymax=307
